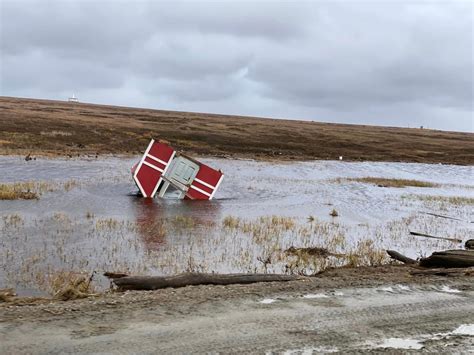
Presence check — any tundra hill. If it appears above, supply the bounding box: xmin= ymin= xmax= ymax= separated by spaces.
xmin=0 ymin=96 xmax=473 ymax=164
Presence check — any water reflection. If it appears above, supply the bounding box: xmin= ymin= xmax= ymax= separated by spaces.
xmin=132 ymin=197 xmax=222 ymax=251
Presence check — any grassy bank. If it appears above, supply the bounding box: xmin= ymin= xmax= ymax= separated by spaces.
xmin=1 ymin=96 xmax=473 ymax=164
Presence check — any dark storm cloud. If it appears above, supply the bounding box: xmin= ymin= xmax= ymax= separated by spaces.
xmin=0 ymin=0 xmax=472 ymax=131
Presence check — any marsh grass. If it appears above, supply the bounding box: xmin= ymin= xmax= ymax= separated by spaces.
xmin=7 ymin=210 xmax=467 ymax=295
xmin=0 ymin=182 xmax=39 ymax=200
xmin=345 ymin=239 xmax=388 ymax=267
xmin=0 ymin=179 xmax=81 ymax=200
xmin=403 ymin=194 xmax=474 ymax=205
xmin=334 ymin=177 xmax=439 ymax=188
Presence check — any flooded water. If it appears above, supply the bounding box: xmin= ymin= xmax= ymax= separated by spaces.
xmin=0 ymin=156 xmax=472 ymax=295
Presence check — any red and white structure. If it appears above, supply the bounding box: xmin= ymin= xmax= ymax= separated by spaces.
xmin=132 ymin=139 xmax=223 ymax=200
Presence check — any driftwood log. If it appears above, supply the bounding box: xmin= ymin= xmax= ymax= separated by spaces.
xmin=419 ymin=250 xmax=474 ymax=268
xmin=109 ymin=272 xmax=302 ymax=291
xmin=386 ymin=250 xmax=417 ymax=265
xmin=409 ymin=231 xmax=462 ymax=244
xmin=387 ymin=249 xmax=474 ymax=269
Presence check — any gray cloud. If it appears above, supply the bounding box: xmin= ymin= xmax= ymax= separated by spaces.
xmin=1 ymin=0 xmax=472 ymax=131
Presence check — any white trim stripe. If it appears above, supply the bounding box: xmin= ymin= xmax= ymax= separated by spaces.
xmin=134 ymin=178 xmax=146 ymax=198
xmin=210 ymin=174 xmax=224 ymax=200
xmin=143 ymin=160 xmax=164 ymax=173
xmin=194 ymin=178 xmax=216 ymax=190
xmin=147 ymin=153 xmax=168 ymax=166
xmin=133 ymin=139 xmax=155 ymax=197
xmin=150 ymin=151 xmax=175 ymax=198
xmin=151 ymin=177 xmax=163 ymax=198
xmin=161 ymin=151 xmax=175 ymax=176
xmin=189 ymin=184 xmax=212 ymax=197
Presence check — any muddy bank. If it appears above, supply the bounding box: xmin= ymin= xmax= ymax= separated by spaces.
xmin=1 ymin=265 xmax=471 ymax=319
xmin=1 ymin=265 xmax=473 ymax=353
xmin=1 ymin=96 xmax=473 ymax=164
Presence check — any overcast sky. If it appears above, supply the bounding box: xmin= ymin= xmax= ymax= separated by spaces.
xmin=1 ymin=0 xmax=472 ymax=132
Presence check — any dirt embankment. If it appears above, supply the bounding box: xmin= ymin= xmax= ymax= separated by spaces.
xmin=1 ymin=96 xmax=473 ymax=164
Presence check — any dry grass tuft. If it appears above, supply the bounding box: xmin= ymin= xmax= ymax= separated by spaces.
xmin=0 ymin=288 xmax=16 ymax=302
xmin=44 ymin=271 xmax=95 ymax=301
xmin=0 ymin=180 xmax=81 ymax=200
xmin=0 ymin=182 xmax=39 ymax=200
xmin=345 ymin=239 xmax=388 ymax=267
xmin=405 ymin=194 xmax=474 ymax=205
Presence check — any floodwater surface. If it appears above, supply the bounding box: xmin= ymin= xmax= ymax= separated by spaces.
xmin=0 ymin=156 xmax=472 ymax=295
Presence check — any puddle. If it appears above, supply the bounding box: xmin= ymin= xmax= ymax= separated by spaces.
xmin=373 ymin=337 xmax=424 ymax=350
xmin=0 ymin=156 xmax=472 ymax=295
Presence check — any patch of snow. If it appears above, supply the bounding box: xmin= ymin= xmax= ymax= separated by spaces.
xmin=452 ymin=324 xmax=474 ymax=336
xmin=440 ymin=285 xmax=462 ymax=293
xmin=378 ymin=286 xmax=394 ymax=292
xmin=397 ymin=284 xmax=411 ymax=291
xmin=373 ymin=338 xmax=424 ymax=350
xmin=282 ymin=346 xmax=339 ymax=354
xmin=333 ymin=291 xmax=344 ymax=296
xmin=259 ymin=298 xmax=276 ymax=304
xmin=302 ymin=293 xmax=329 ymax=299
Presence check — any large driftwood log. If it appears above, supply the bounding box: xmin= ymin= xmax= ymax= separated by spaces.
xmin=386 ymin=250 xmax=417 ymax=265
xmin=111 ymin=272 xmax=302 ymax=291
xmin=419 ymin=250 xmax=474 ymax=268
xmin=387 ymin=249 xmax=474 ymax=269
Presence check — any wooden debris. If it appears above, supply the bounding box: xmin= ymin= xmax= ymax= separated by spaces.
xmin=103 ymin=272 xmax=129 ymax=279
xmin=386 ymin=250 xmax=417 ymax=265
xmin=409 ymin=231 xmax=462 ymax=243
xmin=110 ymin=272 xmax=302 ymax=291
xmin=465 ymin=239 xmax=474 ymax=250
xmin=387 ymin=249 xmax=474 ymax=269
xmin=419 ymin=250 xmax=474 ymax=268
xmin=419 ymin=211 xmax=473 ymax=224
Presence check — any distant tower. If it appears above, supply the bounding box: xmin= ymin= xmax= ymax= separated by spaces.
xmin=68 ymin=94 xmax=79 ymax=103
